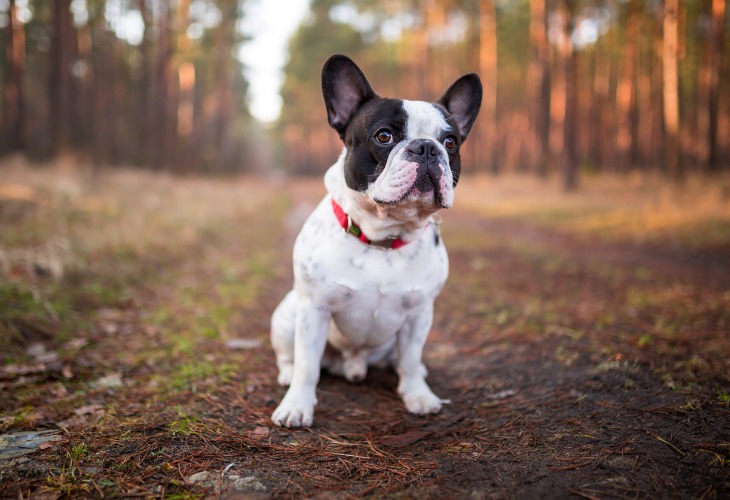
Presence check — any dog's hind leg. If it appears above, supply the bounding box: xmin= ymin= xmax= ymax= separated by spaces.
xmin=271 ymin=290 xmax=297 ymax=386
xmin=320 ymin=323 xmax=366 ymax=382
xmin=371 ymin=339 xmax=427 ymax=378
xmin=321 ymin=338 xmax=345 ymax=377
xmin=342 ymin=350 xmax=368 ymax=382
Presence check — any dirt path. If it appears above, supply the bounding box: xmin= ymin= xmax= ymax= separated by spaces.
xmin=425 ymin=209 xmax=730 ymax=497
xmin=1 ymin=173 xmax=729 ymax=498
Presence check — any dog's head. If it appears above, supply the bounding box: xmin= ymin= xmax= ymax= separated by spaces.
xmin=322 ymin=55 xmax=482 ymax=211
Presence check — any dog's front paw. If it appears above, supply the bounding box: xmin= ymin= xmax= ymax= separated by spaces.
xmin=403 ymin=390 xmax=449 ymax=415
xmin=271 ymin=390 xmax=317 ymax=428
xmin=398 ymin=378 xmax=449 ymax=415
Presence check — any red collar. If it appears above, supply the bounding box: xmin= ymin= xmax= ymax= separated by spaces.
xmin=331 ymin=198 xmax=408 ymax=250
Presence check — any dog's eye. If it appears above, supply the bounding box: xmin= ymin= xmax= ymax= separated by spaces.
xmin=375 ymin=130 xmax=394 ymax=144
xmin=443 ymin=137 xmax=457 ymax=151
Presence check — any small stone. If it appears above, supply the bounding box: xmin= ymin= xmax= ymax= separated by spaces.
xmin=0 ymin=431 xmax=62 ymax=460
xmin=91 ymin=373 xmax=123 ymax=389
xmin=80 ymin=465 xmax=99 ymax=475
xmin=225 ymin=338 xmax=262 ymax=350
xmin=227 ymin=475 xmax=267 ymax=492
xmin=187 ymin=471 xmax=211 ymax=483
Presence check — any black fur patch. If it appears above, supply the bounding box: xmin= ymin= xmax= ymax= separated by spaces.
xmin=342 ymin=98 xmax=408 ymax=192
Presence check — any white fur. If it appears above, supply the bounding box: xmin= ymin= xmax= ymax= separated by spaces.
xmin=270 ymin=101 xmax=453 ymax=428
xmin=403 ymin=100 xmax=450 ymax=139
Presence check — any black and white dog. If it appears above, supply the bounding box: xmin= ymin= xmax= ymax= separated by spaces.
xmin=271 ymin=55 xmax=482 ymax=427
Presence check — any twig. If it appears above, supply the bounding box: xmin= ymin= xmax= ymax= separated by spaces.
xmin=655 ymin=435 xmax=686 ymax=457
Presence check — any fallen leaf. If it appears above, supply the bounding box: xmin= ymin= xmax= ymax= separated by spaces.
xmin=80 ymin=465 xmax=99 ymax=475
xmin=26 ymin=343 xmax=48 ymax=358
xmin=91 ymin=373 xmax=123 ymax=389
xmin=251 ymin=426 xmax=269 ymax=437
xmin=74 ymin=405 xmax=104 ymax=416
xmin=100 ymin=322 xmax=119 ymax=335
xmin=21 ymin=343 xmax=59 ymax=366
xmin=63 ymin=338 xmax=89 ymax=350
xmin=0 ymin=364 xmax=47 ymax=377
xmin=379 ymin=429 xmax=431 ymax=447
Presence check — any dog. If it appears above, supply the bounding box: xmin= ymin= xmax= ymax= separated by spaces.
xmin=271 ymin=55 xmax=482 ymax=427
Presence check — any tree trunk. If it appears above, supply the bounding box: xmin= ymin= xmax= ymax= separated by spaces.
xmin=616 ymin=0 xmax=640 ymax=171
xmin=427 ymin=2 xmax=445 ymax=99
xmin=151 ymin=1 xmax=173 ymax=169
xmin=561 ymin=0 xmax=577 ymax=189
xmin=412 ymin=0 xmax=429 ymax=98
xmin=213 ymin=0 xmax=237 ymax=171
xmin=549 ymin=2 xmax=570 ymax=178
xmin=3 ymin=0 xmax=25 ymax=152
xmin=708 ymin=0 xmax=726 ymax=169
xmin=648 ymin=14 xmax=664 ymax=170
xmin=74 ymin=15 xmax=93 ymax=155
xmin=176 ymin=0 xmax=194 ymax=169
xmin=635 ymin=6 xmax=654 ymax=167
xmin=479 ymin=0 xmax=498 ymax=173
xmin=50 ymin=0 xmax=78 ymax=154
xmin=90 ymin=22 xmax=117 ymax=166
xmin=662 ymin=0 xmax=681 ymax=175
xmin=527 ymin=0 xmax=550 ymax=175
xmin=137 ymin=0 xmax=151 ymax=165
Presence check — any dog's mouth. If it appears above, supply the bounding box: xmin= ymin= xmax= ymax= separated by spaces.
xmin=373 ymin=177 xmax=451 ymax=209
xmin=405 ymin=175 xmax=439 ymax=205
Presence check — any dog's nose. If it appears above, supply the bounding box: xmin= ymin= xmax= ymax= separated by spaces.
xmin=407 ymin=139 xmax=439 ymax=158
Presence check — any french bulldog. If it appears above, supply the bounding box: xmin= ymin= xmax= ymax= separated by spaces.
xmin=271 ymin=55 xmax=482 ymax=427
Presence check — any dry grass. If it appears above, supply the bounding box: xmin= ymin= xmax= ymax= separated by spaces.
xmin=0 ymin=155 xmax=279 ymax=265
xmin=457 ymin=171 xmax=730 ymax=246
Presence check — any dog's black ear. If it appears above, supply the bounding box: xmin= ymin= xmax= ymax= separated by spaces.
xmin=322 ymin=55 xmax=376 ymax=140
xmin=438 ymin=73 xmax=482 ymax=141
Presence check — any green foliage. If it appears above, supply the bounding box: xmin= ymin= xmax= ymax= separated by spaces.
xmin=0 ymin=284 xmax=52 ymax=327
xmin=169 ymin=361 xmax=235 ymax=392
xmin=0 ymin=282 xmax=75 ymax=350
xmin=717 ymin=388 xmax=730 ymax=407
xmin=70 ymin=443 xmax=89 ymax=461
xmin=169 ymin=412 xmax=200 ymax=437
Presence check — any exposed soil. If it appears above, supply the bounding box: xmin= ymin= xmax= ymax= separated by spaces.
xmin=1 ymin=171 xmax=729 ymax=498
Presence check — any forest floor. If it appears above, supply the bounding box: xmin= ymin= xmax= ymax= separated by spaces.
xmin=1 ymin=157 xmax=730 ymax=498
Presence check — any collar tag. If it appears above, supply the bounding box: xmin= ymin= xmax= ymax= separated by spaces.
xmin=345 ymin=214 xmax=362 ymax=237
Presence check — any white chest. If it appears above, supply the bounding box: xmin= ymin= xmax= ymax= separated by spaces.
xmin=292 ymin=197 xmax=448 ymax=349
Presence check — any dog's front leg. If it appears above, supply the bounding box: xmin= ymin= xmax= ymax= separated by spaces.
xmin=396 ymin=304 xmax=449 ymax=415
xmin=271 ymin=299 xmax=330 ymax=428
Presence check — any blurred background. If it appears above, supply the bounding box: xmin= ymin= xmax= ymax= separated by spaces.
xmin=2 ymin=5 xmax=730 ymax=494
xmin=0 ymin=0 xmax=728 ymax=187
